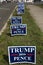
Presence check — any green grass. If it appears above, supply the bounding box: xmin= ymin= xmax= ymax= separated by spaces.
xmin=36 ymin=4 xmax=43 ymax=8
xmin=0 ymin=6 xmax=43 ymax=65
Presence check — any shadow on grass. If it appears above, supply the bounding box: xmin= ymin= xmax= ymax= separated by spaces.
xmin=7 ymin=33 xmax=11 ymax=37
xmin=6 ymin=32 xmax=27 ymax=37
xmin=3 ymin=55 xmax=9 ymax=64
xmin=6 ymin=32 xmax=14 ymax=37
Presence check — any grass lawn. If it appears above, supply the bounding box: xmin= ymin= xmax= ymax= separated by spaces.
xmin=0 ymin=6 xmax=43 ymax=65
xmin=36 ymin=4 xmax=43 ymax=8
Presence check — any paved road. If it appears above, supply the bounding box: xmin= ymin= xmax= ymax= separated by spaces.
xmin=27 ymin=5 xmax=43 ymax=32
xmin=0 ymin=2 xmax=17 ymax=31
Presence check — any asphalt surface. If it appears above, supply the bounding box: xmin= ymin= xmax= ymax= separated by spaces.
xmin=0 ymin=2 xmax=17 ymax=31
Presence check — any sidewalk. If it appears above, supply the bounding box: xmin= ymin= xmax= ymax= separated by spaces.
xmin=27 ymin=5 xmax=43 ymax=32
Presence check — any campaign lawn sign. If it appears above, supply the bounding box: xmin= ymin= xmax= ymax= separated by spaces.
xmin=11 ymin=16 xmax=22 ymax=24
xmin=8 ymin=46 xmax=36 ymax=64
xmin=10 ymin=24 xmax=27 ymax=36
xmin=17 ymin=2 xmax=25 ymax=14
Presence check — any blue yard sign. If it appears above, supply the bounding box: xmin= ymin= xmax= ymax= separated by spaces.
xmin=11 ymin=16 xmax=22 ymax=24
xmin=10 ymin=24 xmax=27 ymax=36
xmin=17 ymin=2 xmax=25 ymax=14
xmin=8 ymin=46 xmax=36 ymax=64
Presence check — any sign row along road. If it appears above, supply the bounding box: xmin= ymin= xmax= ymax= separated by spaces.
xmin=8 ymin=2 xmax=36 ymax=65
xmin=10 ymin=2 xmax=26 ymax=36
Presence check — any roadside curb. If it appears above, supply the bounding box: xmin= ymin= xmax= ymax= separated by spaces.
xmin=0 ymin=6 xmax=17 ymax=35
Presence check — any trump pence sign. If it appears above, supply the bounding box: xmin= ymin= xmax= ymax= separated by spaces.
xmin=8 ymin=46 xmax=36 ymax=64
xmin=10 ymin=24 xmax=27 ymax=36
xmin=17 ymin=2 xmax=25 ymax=14
xmin=11 ymin=16 xmax=22 ymax=24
